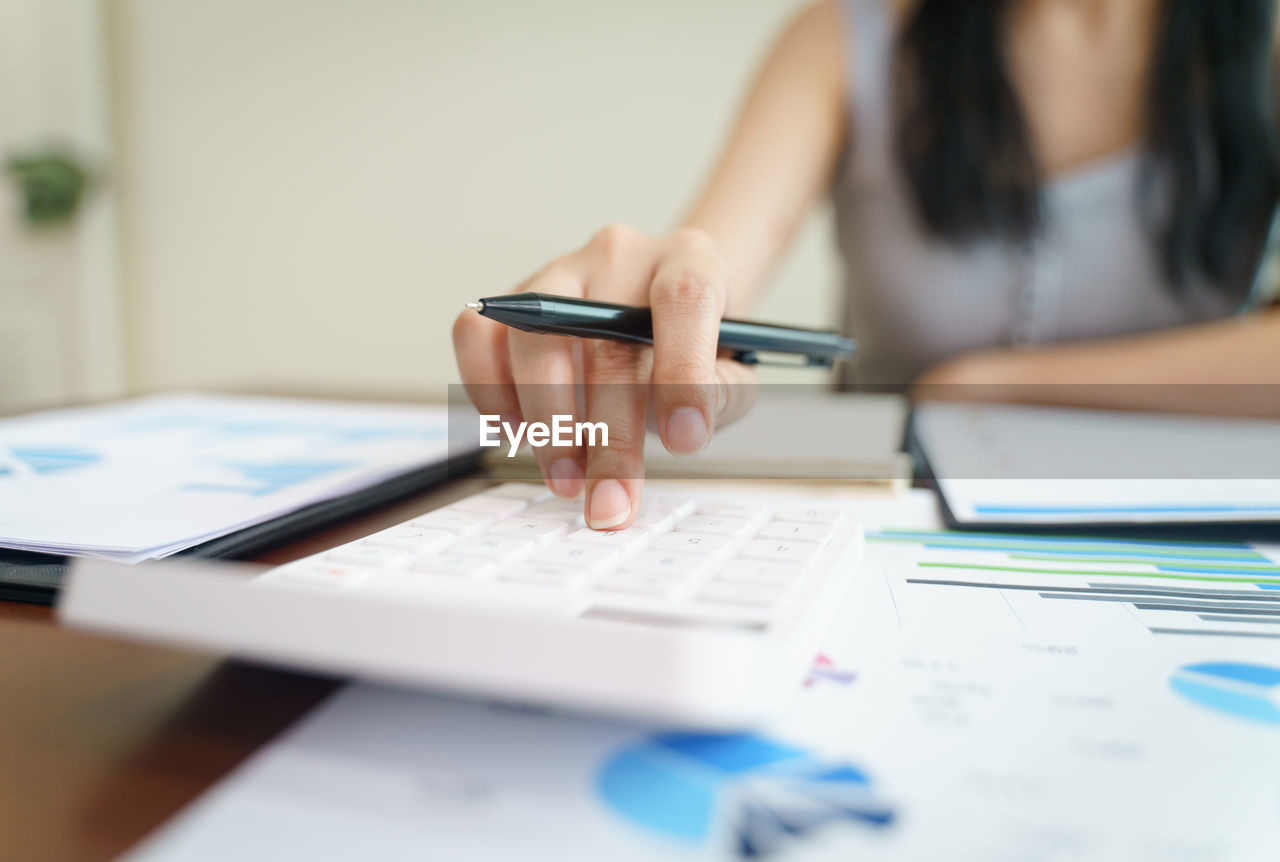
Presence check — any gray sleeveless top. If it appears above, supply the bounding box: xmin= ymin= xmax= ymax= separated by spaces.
xmin=832 ymin=0 xmax=1269 ymax=387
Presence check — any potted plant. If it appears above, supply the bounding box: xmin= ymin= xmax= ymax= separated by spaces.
xmin=5 ymin=148 xmax=91 ymax=227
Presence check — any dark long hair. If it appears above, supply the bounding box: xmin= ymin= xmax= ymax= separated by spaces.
xmin=894 ymin=0 xmax=1280 ymax=295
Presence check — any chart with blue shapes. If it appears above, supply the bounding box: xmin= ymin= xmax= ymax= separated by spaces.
xmin=183 ymin=460 xmax=356 ymax=496
xmin=597 ymin=731 xmax=894 ymax=858
xmin=0 ymin=447 xmax=102 ymax=477
xmin=1170 ymin=662 xmax=1280 ymax=726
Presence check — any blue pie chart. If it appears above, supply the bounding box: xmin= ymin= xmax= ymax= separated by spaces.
xmin=1170 ymin=662 xmax=1280 ymax=726
xmin=597 ymin=732 xmax=894 ymax=857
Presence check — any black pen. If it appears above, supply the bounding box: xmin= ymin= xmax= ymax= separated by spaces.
xmin=465 ymin=293 xmax=855 ymax=367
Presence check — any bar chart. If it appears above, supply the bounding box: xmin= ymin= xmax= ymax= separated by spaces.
xmin=868 ymin=529 xmax=1280 ymax=640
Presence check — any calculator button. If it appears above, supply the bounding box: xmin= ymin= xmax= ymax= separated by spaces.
xmin=500 ymin=563 xmax=586 ymax=587
xmin=739 ymin=539 xmax=823 ymax=564
xmin=653 ymin=532 xmax=734 ymax=556
xmin=488 ymin=517 xmax=570 ymax=543
xmin=531 ymin=543 xmax=622 ymax=572
xmin=696 ymin=501 xmax=770 ymax=521
xmin=277 ymin=562 xmax=369 ymax=588
xmin=567 ymin=527 xmax=650 ymax=550
xmin=593 ymin=574 xmax=679 ymax=597
xmin=675 ymin=515 xmax=754 ymax=539
xmin=717 ymin=559 xmax=805 ymax=585
xmin=522 ymin=499 xmax=588 ymax=520
xmin=620 ymin=550 xmax=711 ymax=579
xmin=627 ymin=511 xmax=676 ymax=534
xmin=410 ymin=554 xmax=495 ymax=578
xmin=639 ymin=493 xmax=697 ymax=518
xmin=363 ymin=526 xmax=453 ymax=553
xmin=581 ymin=602 xmax=775 ymax=631
xmin=773 ymin=506 xmax=843 ymax=525
xmin=449 ymin=495 xmax=529 ymax=518
xmin=410 ymin=509 xmax=496 ymax=535
xmin=482 ymin=483 xmax=552 ymax=501
xmin=447 ymin=535 xmax=536 ymax=562
xmin=758 ymin=521 xmax=835 ymax=544
xmin=696 ymin=581 xmax=789 ymax=609
xmin=327 ymin=545 xmax=410 ymax=568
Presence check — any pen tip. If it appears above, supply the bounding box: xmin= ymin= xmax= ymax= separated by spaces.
xmin=465 ymin=301 xmax=484 ymax=311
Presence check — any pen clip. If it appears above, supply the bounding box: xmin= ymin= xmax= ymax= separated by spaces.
xmin=730 ymin=350 xmax=835 ymax=369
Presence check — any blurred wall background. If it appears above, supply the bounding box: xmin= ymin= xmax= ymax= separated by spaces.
xmin=1 ymin=0 xmax=120 ymax=412
xmin=6 ymin=0 xmax=844 ymax=409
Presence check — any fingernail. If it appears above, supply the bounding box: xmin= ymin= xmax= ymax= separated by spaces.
xmin=665 ymin=406 xmax=709 ymax=456
xmin=548 ymin=457 xmax=584 ymax=498
xmin=587 ymin=479 xmax=630 ymax=530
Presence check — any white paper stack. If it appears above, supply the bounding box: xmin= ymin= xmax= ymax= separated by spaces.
xmin=0 ymin=392 xmax=461 ymax=563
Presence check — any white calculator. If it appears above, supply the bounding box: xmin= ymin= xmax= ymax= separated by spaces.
xmin=61 ymin=483 xmax=864 ymax=727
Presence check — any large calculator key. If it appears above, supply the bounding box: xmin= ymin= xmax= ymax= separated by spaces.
xmin=653 ymin=532 xmax=734 ymax=556
xmin=326 ymin=544 xmax=410 ymax=568
xmin=530 ymin=543 xmax=622 ymax=572
xmin=410 ymin=509 xmax=496 ymax=535
xmin=717 ymin=559 xmax=805 ymax=585
xmin=449 ymin=495 xmax=529 ymax=518
xmin=567 ymin=527 xmax=650 ymax=550
xmin=481 ymin=483 xmax=551 ymax=501
xmin=447 ymin=535 xmax=536 ymax=562
xmin=674 ymin=515 xmax=754 ymax=540
xmin=277 ymin=562 xmax=369 ymax=588
xmin=772 ymin=506 xmax=844 ymax=525
xmin=696 ymin=581 xmax=789 ymax=609
xmin=620 ymin=550 xmax=711 ymax=579
xmin=364 ymin=526 xmax=453 ymax=553
xmin=487 ymin=517 xmax=570 ymax=543
xmin=593 ymin=574 xmax=679 ymax=598
xmin=410 ymin=554 xmax=495 ymax=578
xmin=500 ymin=563 xmax=587 ymax=588
xmin=757 ymin=520 xmax=836 ymax=544
xmin=738 ymin=539 xmax=823 ymax=564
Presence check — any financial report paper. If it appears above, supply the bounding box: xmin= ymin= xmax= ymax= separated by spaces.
xmin=0 ymin=393 xmax=455 ymax=562
xmin=123 ymin=491 xmax=1280 ymax=862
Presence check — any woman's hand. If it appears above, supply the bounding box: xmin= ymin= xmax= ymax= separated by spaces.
xmin=453 ymin=225 xmax=757 ymax=529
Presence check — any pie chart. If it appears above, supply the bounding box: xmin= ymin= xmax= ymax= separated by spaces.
xmin=1170 ymin=662 xmax=1280 ymax=726
xmin=597 ymin=731 xmax=894 ymax=857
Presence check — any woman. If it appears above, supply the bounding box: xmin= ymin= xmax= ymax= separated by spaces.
xmin=454 ymin=0 xmax=1280 ymax=530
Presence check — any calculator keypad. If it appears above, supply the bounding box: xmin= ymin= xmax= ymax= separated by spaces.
xmin=263 ymin=483 xmax=854 ymax=626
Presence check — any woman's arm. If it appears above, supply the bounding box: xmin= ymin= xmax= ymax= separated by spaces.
xmin=914 ymin=306 xmax=1280 ymax=416
xmin=682 ymin=0 xmax=848 ymax=313
xmin=452 ymin=1 xmax=849 ymax=527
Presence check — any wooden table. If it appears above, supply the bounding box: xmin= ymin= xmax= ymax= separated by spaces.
xmin=0 ymin=476 xmax=490 ymax=862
